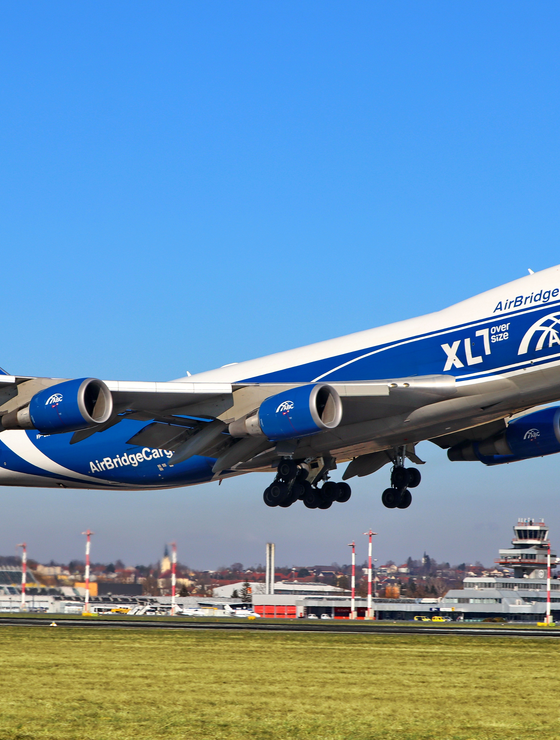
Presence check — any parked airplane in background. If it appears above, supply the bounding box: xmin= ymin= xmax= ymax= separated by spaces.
xmin=2 ymin=265 xmax=560 ymax=510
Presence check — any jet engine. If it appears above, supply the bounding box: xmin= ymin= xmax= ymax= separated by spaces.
xmin=2 ymin=378 xmax=113 ymax=434
xmin=229 ymin=383 xmax=343 ymax=441
xmin=448 ymin=406 xmax=560 ymax=465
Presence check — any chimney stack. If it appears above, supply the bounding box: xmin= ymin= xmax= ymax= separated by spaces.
xmin=265 ymin=543 xmax=275 ymax=595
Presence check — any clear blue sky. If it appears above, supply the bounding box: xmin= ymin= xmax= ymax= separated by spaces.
xmin=1 ymin=2 xmax=560 ymax=569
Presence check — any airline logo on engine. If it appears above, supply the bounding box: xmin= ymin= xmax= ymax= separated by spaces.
xmin=45 ymin=393 xmax=63 ymax=405
xmin=523 ymin=428 xmax=540 ymax=441
xmin=518 ymin=312 xmax=560 ymax=355
xmin=276 ymin=400 xmax=294 ymax=414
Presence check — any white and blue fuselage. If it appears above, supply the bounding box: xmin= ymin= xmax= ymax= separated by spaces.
xmin=2 ymin=265 xmax=560 ymax=494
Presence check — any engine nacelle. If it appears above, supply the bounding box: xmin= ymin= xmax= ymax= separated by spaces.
xmin=229 ymin=383 xmax=343 ymax=441
xmin=448 ymin=406 xmax=560 ymax=465
xmin=2 ymin=378 xmax=113 ymax=434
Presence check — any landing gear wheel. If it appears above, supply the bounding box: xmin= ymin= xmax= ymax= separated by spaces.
xmin=303 ymin=487 xmax=322 ymax=509
xmin=268 ymin=480 xmax=290 ymax=505
xmin=391 ymin=466 xmax=408 ymax=489
xmin=396 ymin=489 xmax=412 ymax=509
xmin=406 ymin=468 xmax=421 ymax=488
xmin=279 ymin=491 xmax=298 ymax=508
xmin=317 ymin=492 xmax=333 ymax=509
xmin=336 ymin=482 xmax=352 ymax=503
xmin=277 ymin=459 xmax=297 ymax=482
xmin=382 ymin=488 xmax=398 ymax=508
xmin=263 ymin=487 xmax=278 ymax=507
xmin=293 ymin=480 xmax=311 ymax=500
xmin=321 ymin=481 xmax=339 ymax=502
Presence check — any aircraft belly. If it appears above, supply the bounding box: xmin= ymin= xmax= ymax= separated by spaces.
xmin=0 ymin=426 xmax=217 ymax=491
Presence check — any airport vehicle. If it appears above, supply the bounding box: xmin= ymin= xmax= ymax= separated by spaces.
xmin=431 ymin=615 xmax=451 ymax=622
xmin=307 ymin=613 xmax=319 ymax=619
xmin=2 ymin=266 xmax=560 ymax=510
xmin=414 ymin=616 xmax=431 ymax=622
xmin=320 ymin=613 xmax=332 ymax=619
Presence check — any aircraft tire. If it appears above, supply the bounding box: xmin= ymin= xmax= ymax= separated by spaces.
xmin=406 ymin=468 xmax=421 ymax=488
xmin=336 ymin=482 xmax=352 ymax=503
xmin=322 ymin=481 xmax=339 ymax=502
xmin=317 ymin=495 xmax=333 ymax=509
xmin=303 ymin=487 xmax=321 ymax=509
xmin=263 ymin=487 xmax=278 ymax=507
xmin=391 ymin=466 xmax=408 ymax=489
xmin=293 ymin=480 xmax=310 ymax=500
xmin=396 ymin=489 xmax=412 ymax=509
xmin=268 ymin=480 xmax=290 ymax=505
xmin=382 ymin=487 xmax=398 ymax=508
xmin=279 ymin=493 xmax=297 ymax=508
xmin=277 ymin=459 xmax=297 ymax=482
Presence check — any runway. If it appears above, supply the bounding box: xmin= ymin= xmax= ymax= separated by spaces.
xmin=1 ymin=615 xmax=559 ymax=638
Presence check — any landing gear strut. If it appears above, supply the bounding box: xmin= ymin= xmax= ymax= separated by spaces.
xmin=381 ymin=447 xmax=421 ymax=510
xmin=263 ymin=458 xmax=352 ymax=510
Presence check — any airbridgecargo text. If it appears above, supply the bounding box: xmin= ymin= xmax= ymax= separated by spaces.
xmin=90 ymin=448 xmax=173 ymax=474
xmin=493 ymin=288 xmax=560 ymax=313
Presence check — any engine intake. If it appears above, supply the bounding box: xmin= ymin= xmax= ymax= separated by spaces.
xmin=229 ymin=383 xmax=343 ymax=441
xmin=448 ymin=406 xmax=560 ymax=465
xmin=2 ymin=378 xmax=113 ymax=434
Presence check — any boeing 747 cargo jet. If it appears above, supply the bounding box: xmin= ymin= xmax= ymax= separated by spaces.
xmin=1 ymin=265 xmax=560 ymax=510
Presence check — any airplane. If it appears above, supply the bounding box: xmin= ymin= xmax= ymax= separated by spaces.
xmin=1 ymin=264 xmax=560 ymax=511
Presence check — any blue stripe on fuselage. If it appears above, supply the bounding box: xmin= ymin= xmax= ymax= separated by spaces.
xmin=239 ymin=301 xmax=560 ymax=384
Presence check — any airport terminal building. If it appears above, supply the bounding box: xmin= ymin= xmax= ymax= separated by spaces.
xmin=0 ymin=518 xmax=558 ymax=622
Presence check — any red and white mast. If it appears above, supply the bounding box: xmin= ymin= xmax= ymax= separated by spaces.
xmin=363 ymin=530 xmax=377 ymax=620
xmin=81 ymin=530 xmax=94 ymax=614
xmin=348 ymin=541 xmax=356 ymax=619
xmin=170 ymin=541 xmax=177 ymax=616
xmin=546 ymin=539 xmax=552 ymax=625
xmin=17 ymin=542 xmax=26 ymax=611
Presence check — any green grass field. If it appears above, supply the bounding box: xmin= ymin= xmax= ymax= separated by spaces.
xmin=0 ymin=626 xmax=558 ymax=740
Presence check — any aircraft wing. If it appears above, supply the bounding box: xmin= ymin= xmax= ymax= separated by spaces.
xmin=110 ymin=374 xmax=464 ymax=472
xmin=0 ymin=372 xmax=515 ymax=477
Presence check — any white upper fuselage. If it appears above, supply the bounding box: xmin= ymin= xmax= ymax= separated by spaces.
xmin=182 ymin=265 xmax=560 ymax=390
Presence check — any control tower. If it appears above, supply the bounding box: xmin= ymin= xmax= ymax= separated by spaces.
xmin=497 ymin=518 xmax=556 ymax=579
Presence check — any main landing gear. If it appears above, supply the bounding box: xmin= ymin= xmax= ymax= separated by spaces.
xmin=263 ymin=458 xmax=352 ymax=510
xmin=381 ymin=463 xmax=421 ymax=510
